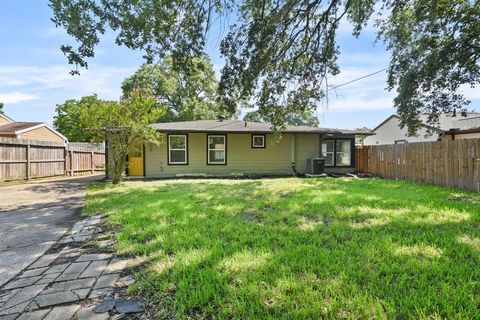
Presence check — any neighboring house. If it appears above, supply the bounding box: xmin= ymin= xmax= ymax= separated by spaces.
xmin=0 ymin=114 xmax=67 ymax=144
xmin=364 ymin=113 xmax=480 ymax=145
xmin=115 ymin=118 xmax=370 ymax=178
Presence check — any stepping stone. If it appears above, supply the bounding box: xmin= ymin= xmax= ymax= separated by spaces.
xmin=76 ymin=306 xmax=109 ymax=320
xmin=0 ymin=289 xmax=20 ymax=304
xmin=36 ymin=272 xmax=61 ymax=285
xmin=4 ymin=276 xmax=43 ymax=290
xmin=93 ymin=299 xmax=115 ymax=313
xmin=76 ymin=254 xmax=112 ymax=262
xmin=35 ymin=289 xmax=89 ymax=308
xmin=116 ymin=276 xmax=135 ymax=288
xmin=0 ymin=284 xmax=46 ymax=316
xmin=63 ymin=262 xmax=91 ymax=274
xmin=16 ymin=309 xmax=49 ymax=320
xmin=28 ymin=253 xmax=60 ymax=269
xmin=18 ymin=267 xmax=48 ymax=279
xmin=42 ymin=278 xmax=96 ymax=294
xmin=55 ymin=262 xmax=90 ymax=282
xmin=80 ymin=260 xmax=108 ymax=278
xmin=93 ymin=274 xmax=120 ymax=289
xmin=44 ymin=263 xmax=69 ymax=275
xmin=43 ymin=305 xmax=79 ymax=320
xmin=104 ymin=259 xmax=126 ymax=274
xmin=115 ymin=299 xmax=144 ymax=313
xmin=89 ymin=288 xmax=114 ymax=299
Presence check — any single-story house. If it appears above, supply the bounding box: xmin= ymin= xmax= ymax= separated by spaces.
xmin=113 ymin=119 xmax=370 ymax=178
xmin=0 ymin=114 xmax=68 ymax=144
xmin=364 ymin=113 xmax=480 ymax=145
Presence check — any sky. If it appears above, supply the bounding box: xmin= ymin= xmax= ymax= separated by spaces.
xmin=1 ymin=1 xmax=478 ymax=130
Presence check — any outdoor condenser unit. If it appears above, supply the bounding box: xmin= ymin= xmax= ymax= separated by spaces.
xmin=307 ymin=158 xmax=325 ymax=175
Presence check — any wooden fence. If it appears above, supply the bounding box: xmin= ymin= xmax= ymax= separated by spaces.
xmin=0 ymin=137 xmax=105 ymax=182
xmin=356 ymin=139 xmax=480 ymax=191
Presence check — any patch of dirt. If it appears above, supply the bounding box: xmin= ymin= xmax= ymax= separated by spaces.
xmin=447 ymin=195 xmax=480 ymax=204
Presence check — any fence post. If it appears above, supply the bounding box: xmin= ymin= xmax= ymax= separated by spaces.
xmin=70 ymin=149 xmax=74 ymax=176
xmin=64 ymin=146 xmax=68 ymax=176
xmin=91 ymin=151 xmax=95 ymax=173
xmin=26 ymin=143 xmax=31 ymax=180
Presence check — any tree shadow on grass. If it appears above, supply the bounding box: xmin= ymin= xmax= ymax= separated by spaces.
xmin=85 ymin=178 xmax=480 ymax=319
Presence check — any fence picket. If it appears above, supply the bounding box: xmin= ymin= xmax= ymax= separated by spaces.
xmin=356 ymin=139 xmax=480 ymax=191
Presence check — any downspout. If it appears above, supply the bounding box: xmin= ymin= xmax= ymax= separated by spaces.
xmin=291 ymin=134 xmax=298 ymax=175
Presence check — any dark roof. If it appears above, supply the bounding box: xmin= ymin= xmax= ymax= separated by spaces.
xmin=150 ymin=120 xmax=371 ymax=135
xmin=0 ymin=122 xmax=43 ymax=134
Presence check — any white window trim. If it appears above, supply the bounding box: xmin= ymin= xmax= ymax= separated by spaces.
xmin=168 ymin=134 xmax=187 ymax=164
xmin=335 ymin=139 xmax=352 ymax=167
xmin=252 ymin=134 xmax=265 ymax=148
xmin=208 ymin=135 xmax=226 ymax=164
xmin=321 ymin=140 xmax=335 ymax=166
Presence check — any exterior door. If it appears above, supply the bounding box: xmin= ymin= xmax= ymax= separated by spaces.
xmin=128 ymin=145 xmax=144 ymax=176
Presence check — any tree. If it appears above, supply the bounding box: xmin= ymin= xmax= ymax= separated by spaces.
xmin=79 ymin=91 xmax=165 ymax=184
xmin=122 ymin=55 xmax=222 ymax=121
xmin=49 ymin=0 xmax=480 ymax=133
xmin=0 ymin=102 xmax=4 ymax=115
xmin=53 ymin=95 xmax=100 ymax=142
xmin=244 ymin=110 xmax=319 ymax=127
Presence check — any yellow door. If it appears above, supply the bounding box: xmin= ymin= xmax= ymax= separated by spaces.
xmin=128 ymin=145 xmax=144 ymax=176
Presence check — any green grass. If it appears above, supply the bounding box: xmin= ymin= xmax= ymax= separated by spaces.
xmin=84 ymin=178 xmax=480 ymax=319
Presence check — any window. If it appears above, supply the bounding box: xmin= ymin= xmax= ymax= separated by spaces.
xmin=168 ymin=135 xmax=187 ymax=164
xmin=208 ymin=135 xmax=226 ymax=164
xmin=321 ymin=140 xmax=334 ymax=166
xmin=336 ymin=140 xmax=351 ymax=166
xmin=321 ymin=139 xmax=353 ymax=167
xmin=252 ymin=134 xmax=265 ymax=148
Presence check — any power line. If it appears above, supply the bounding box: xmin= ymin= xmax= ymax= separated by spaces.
xmin=327 ymin=68 xmax=388 ymax=92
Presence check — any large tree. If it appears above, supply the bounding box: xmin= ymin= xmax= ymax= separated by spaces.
xmin=49 ymin=0 xmax=480 ymax=133
xmin=53 ymin=95 xmax=100 ymax=141
xmin=244 ymin=110 xmax=319 ymax=127
xmin=122 ymin=55 xmax=222 ymax=121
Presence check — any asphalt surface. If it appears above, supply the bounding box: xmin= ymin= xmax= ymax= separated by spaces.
xmin=0 ymin=174 xmax=103 ymax=287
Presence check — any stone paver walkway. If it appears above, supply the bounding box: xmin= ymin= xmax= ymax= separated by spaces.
xmin=0 ymin=216 xmax=141 ymax=320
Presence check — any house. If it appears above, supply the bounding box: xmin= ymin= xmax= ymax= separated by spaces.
xmin=0 ymin=114 xmax=67 ymax=144
xmin=364 ymin=113 xmax=480 ymax=145
xmin=116 ymin=119 xmax=370 ymax=178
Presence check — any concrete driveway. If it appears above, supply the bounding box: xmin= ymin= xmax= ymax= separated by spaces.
xmin=0 ymin=175 xmax=103 ymax=287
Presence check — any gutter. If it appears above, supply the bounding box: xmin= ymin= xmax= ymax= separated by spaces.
xmin=291 ymin=134 xmax=299 ymax=175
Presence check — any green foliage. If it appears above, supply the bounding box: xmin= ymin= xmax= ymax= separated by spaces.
xmin=378 ymin=0 xmax=480 ymax=135
xmin=0 ymin=102 xmax=4 ymax=115
xmin=53 ymin=95 xmax=100 ymax=142
xmin=244 ymin=110 xmax=319 ymax=127
xmin=49 ymin=0 xmax=480 ymax=133
xmin=80 ymin=91 xmax=166 ymax=184
xmin=122 ymin=55 xmax=223 ymax=121
xmin=85 ymin=178 xmax=480 ymax=318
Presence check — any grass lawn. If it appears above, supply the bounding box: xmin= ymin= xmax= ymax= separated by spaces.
xmin=84 ymin=178 xmax=480 ymax=319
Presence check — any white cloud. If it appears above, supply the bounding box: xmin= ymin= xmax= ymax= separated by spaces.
xmin=0 ymin=92 xmax=39 ymax=104
xmin=0 ymin=64 xmax=138 ymax=101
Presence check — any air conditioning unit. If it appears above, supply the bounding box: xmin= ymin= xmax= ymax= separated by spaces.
xmin=307 ymin=158 xmax=325 ymax=175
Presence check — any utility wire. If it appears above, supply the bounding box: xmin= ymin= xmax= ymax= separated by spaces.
xmin=326 ymin=68 xmax=388 ymax=92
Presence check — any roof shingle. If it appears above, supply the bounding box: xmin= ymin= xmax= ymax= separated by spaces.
xmin=0 ymin=122 xmax=43 ymax=134
xmin=150 ymin=120 xmax=368 ymax=135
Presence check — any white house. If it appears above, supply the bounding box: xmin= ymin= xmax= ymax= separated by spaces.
xmin=364 ymin=113 xmax=480 ymax=145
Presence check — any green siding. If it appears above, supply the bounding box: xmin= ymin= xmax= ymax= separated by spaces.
xmin=145 ymin=133 xmax=323 ymax=177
